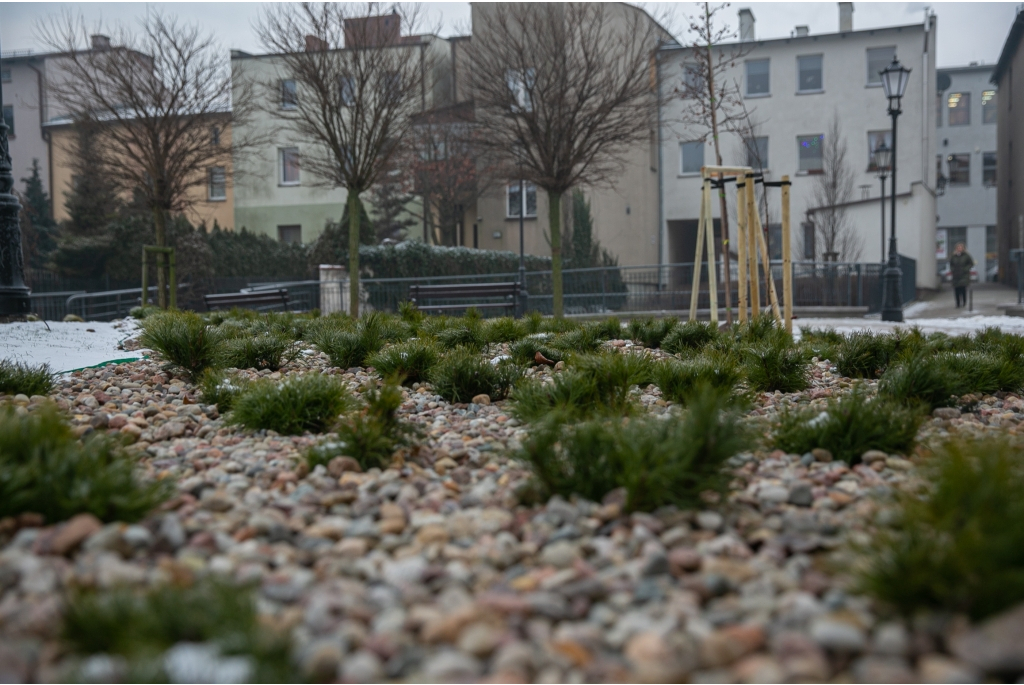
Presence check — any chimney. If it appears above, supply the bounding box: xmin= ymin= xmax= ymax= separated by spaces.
xmin=839 ymin=3 xmax=854 ymax=32
xmin=305 ymin=34 xmax=328 ymax=52
xmin=90 ymin=34 xmax=111 ymax=50
xmin=344 ymin=11 xmax=401 ymax=49
xmin=795 ymin=25 xmax=809 ymax=37
xmin=739 ymin=8 xmax=756 ymax=42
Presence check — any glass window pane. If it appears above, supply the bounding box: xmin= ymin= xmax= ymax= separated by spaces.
xmin=746 ymin=136 xmax=768 ymax=169
xmin=982 ymin=90 xmax=997 ymax=124
xmin=797 ymin=55 xmax=822 ymax=91
xmin=525 ymin=184 xmax=537 ymax=217
xmin=2 ymin=105 xmax=12 ymax=136
xmin=948 ymin=92 xmax=970 ymax=126
xmin=798 ymin=134 xmax=823 ymax=172
xmin=281 ymin=148 xmax=300 ymax=184
xmin=683 ymin=64 xmax=704 ymax=95
xmin=507 ymin=183 xmax=521 ymax=218
xmin=746 ymin=59 xmax=770 ymax=95
xmin=209 ymin=166 xmax=226 ymax=200
xmin=866 ymin=46 xmax=896 ymax=85
xmin=947 ymin=154 xmax=970 ymax=185
xmin=867 ymin=130 xmax=892 ymax=171
xmin=281 ymin=79 xmax=297 ymax=108
xmin=681 ymin=141 xmax=704 ymax=173
xmin=983 ymin=152 xmax=997 ymax=186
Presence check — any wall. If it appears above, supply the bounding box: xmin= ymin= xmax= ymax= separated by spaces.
xmin=4 ymin=59 xmax=51 ymax=196
xmin=659 ymin=18 xmax=939 ymax=288
xmin=995 ymin=20 xmax=1024 ymax=284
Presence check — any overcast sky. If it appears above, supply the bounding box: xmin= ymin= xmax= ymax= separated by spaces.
xmin=1 ymin=2 xmax=1017 ymax=69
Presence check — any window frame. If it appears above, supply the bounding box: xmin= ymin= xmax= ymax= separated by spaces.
xmin=947 ymin=92 xmax=970 ymax=126
xmin=867 ymin=130 xmax=893 ymax=172
xmin=208 ymin=166 xmax=227 ymax=201
xmin=280 ymin=79 xmax=298 ymax=110
xmin=744 ymin=136 xmax=769 ymax=170
xmin=0 ymin=70 xmax=10 ymax=83
xmin=277 ymin=224 xmax=302 ymax=245
xmin=682 ymin=63 xmax=705 ymax=96
xmin=982 ymin=152 xmax=997 ymax=187
xmin=796 ymin=54 xmax=823 ymax=93
xmin=745 ymin=58 xmax=771 ymax=97
xmin=797 ymin=134 xmax=824 ymax=173
xmin=946 ymin=153 xmax=970 ymax=186
xmin=981 ymin=90 xmax=997 ymax=124
xmin=505 ymin=68 xmax=536 ymax=113
xmin=506 ymin=181 xmax=537 ymax=219
xmin=680 ymin=140 xmax=705 ymax=174
xmin=2 ymin=105 xmax=13 ymax=137
xmin=866 ymin=46 xmax=896 ymax=86
xmin=279 ymin=147 xmax=300 ymax=186
xmin=339 ymin=75 xmax=356 ymax=107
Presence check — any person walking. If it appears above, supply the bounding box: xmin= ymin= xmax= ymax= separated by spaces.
xmin=949 ymin=242 xmax=975 ymax=308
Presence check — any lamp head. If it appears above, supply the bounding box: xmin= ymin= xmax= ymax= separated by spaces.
xmin=873 ymin=142 xmax=892 ymax=175
xmin=880 ymin=56 xmax=912 ymax=113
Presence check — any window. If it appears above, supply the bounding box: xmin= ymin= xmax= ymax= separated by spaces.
xmin=281 ymin=79 xmax=297 ymax=109
xmin=0 ymin=70 xmax=10 ymax=83
xmin=947 ymin=92 xmax=970 ymax=126
xmin=2 ymin=105 xmax=12 ymax=136
xmin=682 ymin=63 xmax=704 ymax=95
xmin=936 ymin=155 xmax=945 ymax=186
xmin=867 ymin=130 xmax=892 ymax=171
xmin=208 ymin=166 xmax=226 ymax=201
xmin=280 ymin=147 xmax=300 ymax=185
xmin=866 ymin=46 xmax=896 ymax=85
xmin=983 ymin=152 xmax=997 ymax=186
xmin=797 ymin=55 xmax=822 ymax=92
xmin=680 ymin=140 xmax=704 ymax=174
xmin=745 ymin=59 xmax=770 ymax=96
xmin=278 ymin=225 xmax=302 ymax=245
xmin=507 ymin=182 xmax=537 ymax=218
xmin=744 ymin=136 xmax=768 ymax=170
xmin=339 ymin=76 xmax=356 ymax=107
xmin=936 ymin=93 xmax=943 ymax=127
xmin=947 ymin=153 xmax=970 ymax=185
xmin=378 ymin=71 xmax=400 ymax=101
xmin=506 ymin=68 xmax=535 ymax=113
xmin=797 ymin=134 xmax=824 ymax=172
xmin=982 ymin=90 xmax=997 ymax=124
xmin=210 ymin=126 xmax=221 ymax=147
xmin=802 ymin=221 xmax=816 ymax=259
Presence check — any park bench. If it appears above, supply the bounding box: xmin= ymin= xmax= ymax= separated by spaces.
xmin=408 ymin=282 xmax=521 ymax=316
xmin=204 ymin=289 xmax=290 ymax=312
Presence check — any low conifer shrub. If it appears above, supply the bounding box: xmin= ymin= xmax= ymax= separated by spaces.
xmin=366 ymin=340 xmax=440 ymax=385
xmin=654 ymin=351 xmax=743 ymax=404
xmin=0 ymin=359 xmax=54 ymax=396
xmin=219 ymin=333 xmax=296 ymax=372
xmin=628 ymin=316 xmax=678 ymax=348
xmin=879 ymin=351 xmax=1024 ymax=410
xmin=742 ymin=340 xmax=809 ymax=393
xmin=509 ymin=366 xmax=641 ymax=423
xmin=199 ymin=370 xmax=250 ymax=411
xmin=859 ymin=437 xmax=1024 ymax=620
xmin=0 ymin=405 xmax=168 ymax=523
xmin=429 ymin=347 xmax=523 ymax=403
xmin=436 ymin=322 xmax=487 ymax=351
xmin=485 ymin=316 xmax=528 ymax=344
xmin=510 ymin=336 xmax=565 ymax=366
xmin=734 ymin=315 xmax=790 ymax=346
xmin=662 ymin=321 xmax=720 ymax=354
xmin=139 ymin=310 xmax=224 ymax=380
xmin=549 ymin=326 xmax=603 ymax=354
xmin=229 ymin=374 xmax=354 ymax=435
xmin=591 ymin=317 xmax=624 ymax=340
xmin=773 ymin=387 xmax=923 ymax=464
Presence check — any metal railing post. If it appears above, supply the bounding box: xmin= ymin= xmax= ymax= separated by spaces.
xmin=601 ymin=268 xmax=607 ymax=311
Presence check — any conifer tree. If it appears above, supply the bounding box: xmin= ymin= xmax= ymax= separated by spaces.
xmin=19 ymin=159 xmax=59 ymax=269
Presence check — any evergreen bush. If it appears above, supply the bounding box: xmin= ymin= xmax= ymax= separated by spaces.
xmin=654 ymin=351 xmax=743 ymax=404
xmin=230 ymin=374 xmax=354 ymax=435
xmin=628 ymin=316 xmax=678 ymax=349
xmin=366 ymin=340 xmax=440 ymax=385
xmin=662 ymin=321 xmax=720 ymax=354
xmin=429 ymin=348 xmax=523 ymax=403
xmin=743 ymin=340 xmax=809 ymax=393
xmin=0 ymin=359 xmax=54 ymax=396
xmin=219 ymin=334 xmax=296 ymax=372
xmin=199 ymin=370 xmax=250 ymax=411
xmin=139 ymin=310 xmax=223 ymax=380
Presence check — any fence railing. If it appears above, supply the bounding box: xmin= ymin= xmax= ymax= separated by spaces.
xmin=65 ymin=285 xmax=188 ymax=322
xmin=29 ymin=290 xmax=86 ymax=321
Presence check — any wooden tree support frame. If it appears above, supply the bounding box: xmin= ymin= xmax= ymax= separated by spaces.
xmin=141 ymin=246 xmax=177 ymax=309
xmin=687 ymin=166 xmax=792 ymax=333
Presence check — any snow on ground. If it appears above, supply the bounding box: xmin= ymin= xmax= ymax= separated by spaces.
xmin=794 ymin=314 xmax=1024 ymax=338
xmin=1 ymin=320 xmax=143 ymax=373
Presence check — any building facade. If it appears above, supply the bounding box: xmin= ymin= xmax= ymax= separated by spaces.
xmin=658 ymin=5 xmax=939 ymax=289
xmin=935 ymin=64 xmax=998 ymax=281
xmin=992 ymin=7 xmax=1024 ymax=285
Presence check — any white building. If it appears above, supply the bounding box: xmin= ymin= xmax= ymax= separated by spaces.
xmin=658 ymin=3 xmax=939 ymax=290
xmin=935 ymin=64 xmax=998 ymax=280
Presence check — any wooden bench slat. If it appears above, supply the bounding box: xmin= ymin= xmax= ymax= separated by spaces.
xmin=205 ymin=289 xmax=289 ymax=312
xmin=408 ymin=282 xmax=519 ymax=316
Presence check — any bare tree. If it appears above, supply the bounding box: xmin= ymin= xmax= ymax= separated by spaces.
xmin=810 ymin=112 xmax=860 ymax=262
xmin=468 ymin=3 xmax=666 ymax=318
xmin=674 ymin=2 xmax=751 ymax=323
xmin=40 ymin=12 xmax=261 ymax=308
xmin=255 ymin=3 xmax=438 ymax=316
xmin=732 ymin=99 xmax=778 ymax=299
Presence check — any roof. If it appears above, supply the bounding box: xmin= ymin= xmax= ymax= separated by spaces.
xmin=992 ymin=6 xmax=1024 ymax=85
xmin=660 ymin=20 xmax=926 ymax=54
xmin=231 ymin=34 xmax=444 ymax=61
xmin=938 ymin=64 xmax=994 ymax=75
xmin=44 ymin=105 xmax=230 ymax=128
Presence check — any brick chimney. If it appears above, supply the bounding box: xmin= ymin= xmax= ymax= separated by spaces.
xmin=344 ymin=11 xmax=401 ymax=49
xmin=839 ymin=3 xmax=854 ymax=32
xmin=739 ymin=9 xmax=756 ymax=42
xmin=305 ymin=34 xmax=328 ymax=52
xmin=90 ymin=34 xmax=111 ymax=50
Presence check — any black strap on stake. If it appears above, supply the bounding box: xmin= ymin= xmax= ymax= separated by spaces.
xmin=762 ymin=180 xmax=792 ymax=188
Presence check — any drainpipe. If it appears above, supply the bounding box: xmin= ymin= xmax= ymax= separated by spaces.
xmin=656 ymin=44 xmax=665 ymax=279
xmin=26 ymin=60 xmax=53 ymax=208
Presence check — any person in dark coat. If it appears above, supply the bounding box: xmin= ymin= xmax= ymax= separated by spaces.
xmin=949 ymin=242 xmax=974 ymax=308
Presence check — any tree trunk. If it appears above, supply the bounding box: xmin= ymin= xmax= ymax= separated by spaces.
xmin=548 ymin=190 xmax=564 ymax=318
xmin=348 ymin=191 xmax=361 ymax=318
xmin=153 ymin=206 xmax=167 ymax=309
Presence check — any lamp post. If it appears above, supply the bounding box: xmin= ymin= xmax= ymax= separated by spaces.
xmin=872 ymin=142 xmax=892 ymax=266
xmin=0 ymin=45 xmax=32 ymax=318
xmin=517 ymin=177 xmax=526 ymax=316
xmin=878 ymin=56 xmax=911 ymax=322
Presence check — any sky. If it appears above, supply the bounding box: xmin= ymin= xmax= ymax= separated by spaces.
xmin=0 ymin=2 xmax=1018 ymax=69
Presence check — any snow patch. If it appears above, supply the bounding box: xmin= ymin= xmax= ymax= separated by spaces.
xmin=1 ymin=320 xmax=144 ymax=373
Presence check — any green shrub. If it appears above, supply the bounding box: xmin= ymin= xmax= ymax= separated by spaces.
xmin=0 ymin=359 xmax=54 ymax=396
xmin=307 ymin=379 xmax=418 ymax=470
xmin=591 ymin=317 xmax=624 ymax=340
xmin=799 ymin=326 xmax=843 ymax=362
xmin=140 ymin=310 xmax=224 ymax=380
xmin=879 ymin=351 xmax=1024 ymax=410
xmin=773 ymin=388 xmax=923 ymax=464
xmin=734 ymin=315 xmax=791 ymax=346
xmin=836 ymin=328 xmax=929 ymax=379
xmin=436 ymin=323 xmax=487 ymax=351
xmin=509 ymin=368 xmax=635 ymax=423
xmin=128 ymin=305 xmax=161 ymax=320
xmin=199 ymin=370 xmax=250 ymax=412
xmin=540 ymin=317 xmax=583 ymax=334
xmin=0 ymin=405 xmax=168 ymax=523
xmin=63 ymin=578 xmax=293 ymax=681
xmin=510 ymin=336 xmax=565 ymax=366
xmin=418 ymin=314 xmax=457 ymax=338
xmin=366 ymin=340 xmax=440 ymax=385
xmin=524 ymin=311 xmax=544 ymax=334
xmin=549 ymin=326 xmax=603 ymax=354
xmin=308 ymin=312 xmax=407 ymax=369
xmin=485 ymin=317 xmax=528 ymax=344
xmin=573 ymin=351 xmax=655 ymax=391
xmin=662 ymin=321 xmax=720 ymax=355
xmin=743 ymin=340 xmax=809 ymax=393
xmin=516 ymin=387 xmax=751 ymax=512
xmin=628 ymin=316 xmax=678 ymax=349
xmin=429 ymin=347 xmax=523 ymax=403
xmin=219 ymin=334 xmax=296 ymax=372
xmin=859 ymin=437 xmax=1024 ymax=620
xmin=398 ymin=300 xmax=424 ymax=327
xmin=230 ymin=374 xmax=354 ymax=435
xmin=654 ymin=351 xmax=743 ymax=404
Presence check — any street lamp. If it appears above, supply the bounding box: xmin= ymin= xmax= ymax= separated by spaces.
xmin=879 ymin=56 xmax=911 ymax=322
xmin=0 ymin=46 xmax=32 ymax=318
xmin=872 ymin=141 xmax=892 ymax=266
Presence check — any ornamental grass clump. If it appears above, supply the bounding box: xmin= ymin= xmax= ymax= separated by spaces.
xmin=662 ymin=321 xmax=720 ymax=355
xmin=436 ymin=322 xmax=488 ymax=352
xmin=509 ymin=366 xmax=642 ymax=423
xmin=654 ymin=351 xmax=743 ymax=404
xmin=429 ymin=347 xmax=523 ymax=403
xmin=0 ymin=405 xmax=168 ymax=523
xmin=484 ymin=316 xmax=528 ymax=344
xmin=62 ymin=578 xmax=293 ymax=682
xmin=734 ymin=315 xmax=791 ymax=346
xmin=219 ymin=333 xmax=297 ymax=372
xmin=367 ymin=340 xmax=440 ymax=385
xmin=799 ymin=327 xmax=843 ymax=362
xmin=516 ymin=387 xmax=751 ymax=512
xmin=230 ymin=374 xmax=354 ymax=435
xmin=510 ymin=336 xmax=565 ymax=366
xmin=308 ymin=311 xmax=409 ymax=369
xmin=773 ymin=387 xmax=923 ymax=464
xmin=307 ymin=379 xmax=418 ymax=470
xmin=140 ymin=310 xmax=223 ymax=380
xmin=835 ymin=328 xmax=926 ymax=379
xmin=549 ymin=326 xmax=603 ymax=355
xmin=199 ymin=370 xmax=250 ymax=412
xmin=628 ymin=316 xmax=678 ymax=349
xmin=858 ymin=437 xmax=1024 ymax=620
xmin=0 ymin=359 xmax=54 ymax=396
xmin=742 ymin=339 xmax=809 ymax=393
